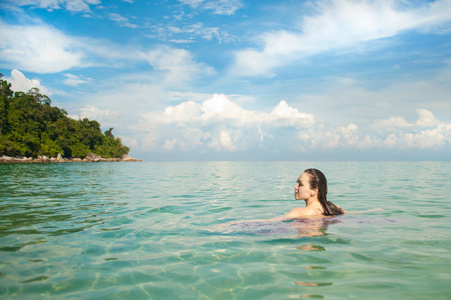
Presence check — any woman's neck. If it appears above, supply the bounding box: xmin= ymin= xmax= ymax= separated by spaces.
xmin=305 ymin=197 xmax=320 ymax=207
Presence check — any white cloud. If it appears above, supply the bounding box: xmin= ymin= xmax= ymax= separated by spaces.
xmin=203 ymin=0 xmax=243 ymax=15
xmin=179 ymin=0 xmax=203 ymax=7
xmin=65 ymin=0 xmax=100 ymax=12
xmin=131 ymin=93 xmax=316 ymax=153
xmin=68 ymin=105 xmax=118 ymax=123
xmin=270 ymin=100 xmax=315 ymax=128
xmin=6 ymin=0 xmax=100 ymax=12
xmin=0 ymin=20 xmax=211 ymax=76
xmin=292 ymin=70 xmax=451 ymax=130
xmin=197 ymin=94 xmax=315 ymax=128
xmin=181 ymin=128 xmax=211 ymax=151
xmin=163 ymin=101 xmax=201 ymax=125
xmin=68 ymin=84 xmax=450 ymax=156
xmin=414 ymin=126 xmax=448 ymax=149
xmin=159 ymin=22 xmax=231 ymax=43
xmin=81 ymin=79 xmax=170 ymax=131
xmin=383 ymin=133 xmax=397 ymax=148
xmin=307 ymin=123 xmax=362 ymax=150
xmin=416 ymin=108 xmax=440 ymax=127
xmin=196 ymin=94 xmax=315 ymax=128
xmin=200 ymin=93 xmax=253 ymax=123
xmin=0 ymin=21 xmax=84 ymax=73
xmin=121 ymin=136 xmax=139 ymax=149
xmin=371 ymin=109 xmax=451 ymax=149
xmin=381 ymin=127 xmax=449 ymax=150
xmin=6 ymin=69 xmax=51 ymax=95
xmin=108 ymin=13 xmax=138 ymax=28
xmin=179 ymin=0 xmax=243 ymax=15
xmin=373 ymin=116 xmax=411 ymax=130
xmin=140 ymin=46 xmax=214 ymax=84
xmin=375 ymin=109 xmax=440 ymax=130
xmin=294 ymin=108 xmax=451 ymax=152
xmin=140 ymin=133 xmax=158 ymax=151
xmin=232 ymin=0 xmax=451 ymax=76
xmin=162 ymin=139 xmax=178 ymax=151
xmin=209 ymin=130 xmax=237 ymax=151
xmin=339 ymin=123 xmax=359 ymax=146
xmin=63 ymin=73 xmax=92 ymax=86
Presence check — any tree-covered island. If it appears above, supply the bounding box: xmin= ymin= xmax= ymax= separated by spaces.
xmin=0 ymin=74 xmax=140 ymax=162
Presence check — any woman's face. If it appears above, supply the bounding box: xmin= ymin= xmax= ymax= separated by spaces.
xmin=294 ymin=172 xmax=313 ymax=200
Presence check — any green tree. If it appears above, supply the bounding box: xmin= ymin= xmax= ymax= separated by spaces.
xmin=0 ymin=76 xmax=132 ymax=159
xmin=0 ymin=74 xmax=13 ymax=137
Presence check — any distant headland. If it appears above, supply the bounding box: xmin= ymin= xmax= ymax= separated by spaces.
xmin=0 ymin=74 xmax=140 ymax=163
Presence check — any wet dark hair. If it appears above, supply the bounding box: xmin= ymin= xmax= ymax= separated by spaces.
xmin=304 ymin=168 xmax=344 ymax=216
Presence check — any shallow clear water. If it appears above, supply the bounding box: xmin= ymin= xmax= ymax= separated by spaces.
xmin=0 ymin=161 xmax=450 ymax=299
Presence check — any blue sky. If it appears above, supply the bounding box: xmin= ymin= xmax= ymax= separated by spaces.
xmin=1 ymin=0 xmax=451 ymax=161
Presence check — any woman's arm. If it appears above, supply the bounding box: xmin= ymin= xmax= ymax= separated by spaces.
xmin=219 ymin=207 xmax=309 ymax=226
xmin=345 ymin=208 xmax=383 ymax=214
xmin=219 ymin=215 xmax=287 ymax=226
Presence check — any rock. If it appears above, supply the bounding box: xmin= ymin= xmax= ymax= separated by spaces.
xmin=121 ymin=154 xmax=141 ymax=161
xmin=104 ymin=158 xmax=120 ymax=162
xmin=84 ymin=153 xmax=102 ymax=162
xmin=36 ymin=155 xmax=49 ymax=162
xmin=1 ymin=153 xmax=140 ymax=163
xmin=1 ymin=155 xmax=12 ymax=162
xmin=15 ymin=156 xmax=32 ymax=162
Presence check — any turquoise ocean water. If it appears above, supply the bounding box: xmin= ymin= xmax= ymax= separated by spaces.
xmin=0 ymin=161 xmax=450 ymax=299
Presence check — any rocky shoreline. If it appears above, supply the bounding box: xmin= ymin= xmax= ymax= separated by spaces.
xmin=1 ymin=153 xmax=141 ymax=163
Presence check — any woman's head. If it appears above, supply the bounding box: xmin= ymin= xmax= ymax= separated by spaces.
xmin=300 ymin=168 xmax=342 ymax=216
xmin=294 ymin=171 xmax=318 ymax=201
xmin=303 ymin=168 xmax=327 ymax=201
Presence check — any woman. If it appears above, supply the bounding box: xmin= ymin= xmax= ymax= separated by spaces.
xmin=214 ymin=168 xmax=381 ymax=233
xmin=217 ymin=168 xmax=345 ymax=229
xmin=263 ymin=168 xmax=344 ymax=222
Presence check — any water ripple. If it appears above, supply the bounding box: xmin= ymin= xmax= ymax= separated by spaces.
xmin=1 ymin=161 xmax=450 ymax=299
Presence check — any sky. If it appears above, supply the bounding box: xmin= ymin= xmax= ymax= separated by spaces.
xmin=1 ymin=0 xmax=451 ymax=161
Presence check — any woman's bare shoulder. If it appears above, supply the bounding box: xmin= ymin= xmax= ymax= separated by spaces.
xmin=286 ymin=206 xmax=322 ymax=218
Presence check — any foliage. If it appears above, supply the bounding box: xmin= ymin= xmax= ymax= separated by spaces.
xmin=0 ymin=74 xmax=130 ymax=158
